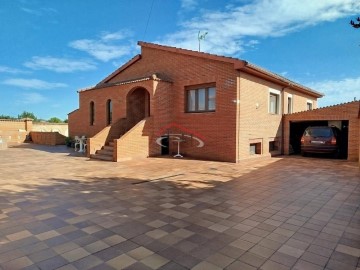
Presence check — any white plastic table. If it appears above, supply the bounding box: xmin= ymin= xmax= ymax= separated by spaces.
xmin=173 ymin=139 xmax=185 ymax=158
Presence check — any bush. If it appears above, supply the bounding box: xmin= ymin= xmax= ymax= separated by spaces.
xmin=65 ymin=137 xmax=73 ymax=147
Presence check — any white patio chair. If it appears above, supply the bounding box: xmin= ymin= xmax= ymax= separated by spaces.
xmin=82 ymin=136 xmax=87 ymax=153
xmin=74 ymin=136 xmax=81 ymax=151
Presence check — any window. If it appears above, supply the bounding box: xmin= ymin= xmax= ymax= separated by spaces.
xmin=269 ymin=92 xmax=280 ymax=114
xmin=106 ymin=99 xmax=112 ymax=125
xmin=287 ymin=95 xmax=293 ymax=114
xmin=269 ymin=141 xmax=279 ymax=152
xmin=250 ymin=143 xmax=261 ymax=155
xmin=269 ymin=89 xmax=281 ymax=114
xmin=90 ymin=101 xmax=95 ymax=126
xmin=186 ymin=86 xmax=216 ymax=112
xmin=307 ymin=100 xmax=313 ymax=110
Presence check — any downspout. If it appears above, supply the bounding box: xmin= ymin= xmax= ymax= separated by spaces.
xmin=236 ymin=72 xmax=241 ymax=162
xmin=281 ymin=87 xmax=287 ymax=155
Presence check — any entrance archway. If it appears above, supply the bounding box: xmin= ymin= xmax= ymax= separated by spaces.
xmin=126 ymin=87 xmax=150 ymax=128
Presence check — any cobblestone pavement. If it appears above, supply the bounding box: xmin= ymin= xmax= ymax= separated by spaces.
xmin=0 ymin=144 xmax=359 ymax=270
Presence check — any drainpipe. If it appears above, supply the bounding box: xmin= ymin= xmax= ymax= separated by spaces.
xmin=236 ymin=72 xmax=241 ymax=162
xmin=281 ymin=87 xmax=287 ymax=155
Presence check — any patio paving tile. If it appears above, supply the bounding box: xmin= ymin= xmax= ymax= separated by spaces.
xmin=293 ymin=259 xmax=324 ymax=270
xmin=301 ymin=251 xmax=329 ymax=267
xmin=260 ymin=260 xmax=291 ymax=270
xmin=0 ymin=144 xmax=359 ymax=270
xmin=225 ymin=260 xmax=257 ymax=270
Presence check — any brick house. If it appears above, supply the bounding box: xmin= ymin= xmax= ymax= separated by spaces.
xmin=68 ymin=41 xmax=323 ymax=162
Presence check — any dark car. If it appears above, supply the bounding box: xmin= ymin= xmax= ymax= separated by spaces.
xmin=301 ymin=126 xmax=341 ymax=157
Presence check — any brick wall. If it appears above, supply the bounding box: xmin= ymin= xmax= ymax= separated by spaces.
xmin=284 ymin=101 xmax=360 ymax=161
xmin=114 ymin=119 xmax=150 ymax=161
xmin=30 ymin=132 xmax=66 ymax=146
xmin=0 ymin=119 xmax=32 ymax=145
xmin=70 ymin=44 xmax=322 ymax=162
xmin=237 ymin=72 xmax=318 ymax=161
xmin=0 ymin=119 xmax=69 ymax=146
xmin=283 ymin=88 xmax=318 ymax=113
xmin=107 ymin=46 xmax=240 ymax=162
xmin=87 ymin=118 xmax=129 ymax=157
xmin=69 ymin=80 xmax=155 ymax=138
xmin=32 ymin=123 xmax=68 ymax=137
xmin=71 ymin=46 xmax=240 ymax=162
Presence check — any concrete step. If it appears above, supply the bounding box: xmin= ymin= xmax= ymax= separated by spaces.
xmin=103 ymin=145 xmax=114 ymax=151
xmin=108 ymin=142 xmax=114 ymax=147
xmin=96 ymin=149 xmax=113 ymax=155
xmin=90 ymin=154 xmax=113 ymax=161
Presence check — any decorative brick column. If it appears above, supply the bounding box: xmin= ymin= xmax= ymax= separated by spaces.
xmin=24 ymin=118 xmax=33 ymax=132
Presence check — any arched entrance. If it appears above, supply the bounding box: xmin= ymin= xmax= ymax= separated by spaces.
xmin=126 ymin=87 xmax=150 ymax=128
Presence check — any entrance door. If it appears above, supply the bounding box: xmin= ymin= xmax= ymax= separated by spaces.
xmin=126 ymin=88 xmax=150 ymax=128
xmin=161 ymin=136 xmax=169 ymax=155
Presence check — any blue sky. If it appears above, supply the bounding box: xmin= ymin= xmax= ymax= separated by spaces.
xmin=1 ymin=0 xmax=359 ymax=120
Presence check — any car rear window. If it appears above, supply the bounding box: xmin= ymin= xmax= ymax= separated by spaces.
xmin=304 ymin=128 xmax=332 ymax=137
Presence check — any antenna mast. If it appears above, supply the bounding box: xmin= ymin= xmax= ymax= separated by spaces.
xmin=198 ymin=31 xmax=208 ymax=52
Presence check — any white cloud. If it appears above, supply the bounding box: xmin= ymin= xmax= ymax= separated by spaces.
xmin=24 ymin=56 xmax=96 ymax=73
xmin=21 ymin=8 xmax=41 ymax=15
xmin=100 ymin=31 xmax=130 ymax=41
xmin=20 ymin=93 xmax=47 ymax=104
xmin=0 ymin=65 xmax=28 ymax=74
xmin=308 ymin=76 xmax=360 ymax=107
xmin=181 ymin=0 xmax=198 ymax=10
xmin=2 ymin=78 xmax=67 ymax=89
xmin=160 ymin=0 xmax=360 ymax=55
xmin=21 ymin=7 xmax=58 ymax=16
xmin=69 ymin=31 xmax=133 ymax=62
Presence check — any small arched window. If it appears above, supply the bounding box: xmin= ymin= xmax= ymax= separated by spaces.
xmin=90 ymin=101 xmax=95 ymax=126
xmin=106 ymin=99 xmax=112 ymax=125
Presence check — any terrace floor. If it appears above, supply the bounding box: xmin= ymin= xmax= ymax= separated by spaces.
xmin=0 ymin=144 xmax=359 ymax=270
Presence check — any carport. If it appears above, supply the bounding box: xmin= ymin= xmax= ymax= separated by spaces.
xmin=283 ymin=101 xmax=359 ymax=162
xmin=289 ymin=120 xmax=348 ymax=158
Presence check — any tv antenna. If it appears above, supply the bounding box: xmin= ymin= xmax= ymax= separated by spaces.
xmin=198 ymin=31 xmax=208 ymax=52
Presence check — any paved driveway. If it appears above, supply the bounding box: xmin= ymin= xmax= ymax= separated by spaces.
xmin=0 ymin=144 xmax=359 ymax=270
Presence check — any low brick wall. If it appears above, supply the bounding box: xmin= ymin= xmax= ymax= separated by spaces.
xmin=30 ymin=132 xmax=66 ymax=146
xmin=0 ymin=118 xmax=32 ymax=145
xmin=0 ymin=137 xmax=7 ymax=150
xmin=114 ymin=119 xmax=149 ymax=161
xmin=32 ymin=123 xmax=68 ymax=137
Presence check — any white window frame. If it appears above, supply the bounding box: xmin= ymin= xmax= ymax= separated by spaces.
xmin=287 ymin=94 xmax=293 ymax=114
xmin=268 ymin=88 xmax=281 ymax=114
xmin=306 ymin=100 xmax=313 ymax=110
xmin=186 ymin=86 xmax=216 ymax=113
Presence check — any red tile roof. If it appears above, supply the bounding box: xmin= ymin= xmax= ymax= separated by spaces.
xmin=138 ymin=41 xmax=323 ymax=98
xmin=93 ymin=41 xmax=323 ymax=98
xmin=78 ymin=74 xmax=172 ymax=93
xmin=97 ymin=54 xmax=142 ymax=85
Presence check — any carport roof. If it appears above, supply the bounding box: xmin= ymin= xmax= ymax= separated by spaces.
xmin=286 ymin=100 xmax=360 ymax=117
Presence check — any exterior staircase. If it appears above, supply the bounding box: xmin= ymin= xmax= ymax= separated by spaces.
xmin=90 ymin=141 xmax=114 ymax=161
xmin=88 ymin=118 xmax=150 ymax=162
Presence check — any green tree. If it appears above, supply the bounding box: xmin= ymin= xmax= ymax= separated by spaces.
xmin=64 ymin=119 xmax=68 ymax=123
xmin=350 ymin=17 xmax=360 ymax=28
xmin=0 ymin=114 xmax=15 ymax=119
xmin=18 ymin=111 xmax=37 ymax=121
xmin=48 ymin=117 xmax=62 ymax=123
